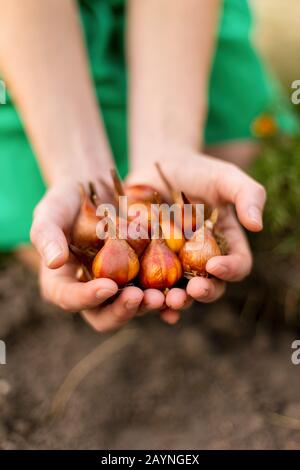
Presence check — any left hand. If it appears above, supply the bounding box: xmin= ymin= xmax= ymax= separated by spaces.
xmin=126 ymin=150 xmax=266 ymax=324
xmin=31 ymin=181 xmax=166 ymax=332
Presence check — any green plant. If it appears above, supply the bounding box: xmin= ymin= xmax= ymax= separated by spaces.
xmin=250 ymin=133 xmax=300 ymax=256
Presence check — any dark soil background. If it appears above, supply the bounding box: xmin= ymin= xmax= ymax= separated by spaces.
xmin=0 ymin=0 xmax=299 ymax=451
xmin=0 ymin=259 xmax=300 ymax=450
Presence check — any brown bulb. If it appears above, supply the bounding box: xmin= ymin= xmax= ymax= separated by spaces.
xmin=139 ymin=238 xmax=182 ymax=290
xmin=72 ymin=185 xmax=102 ymax=255
xmin=179 ymin=225 xmax=221 ymax=277
xmin=161 ymin=219 xmax=185 ymax=253
xmin=125 ymin=184 xmax=161 ymax=204
xmin=106 ymin=215 xmax=150 ymax=258
xmin=181 ymin=192 xmax=212 ymax=234
xmin=111 ymin=168 xmax=163 ymax=205
xmin=125 ymin=217 xmax=150 ymax=257
xmin=92 ymin=238 xmax=139 ymax=287
xmin=129 ymin=201 xmax=160 ymax=237
xmin=110 ymin=169 xmax=161 ymax=234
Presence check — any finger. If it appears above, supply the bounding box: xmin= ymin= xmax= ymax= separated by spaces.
xmin=165 ymin=288 xmax=188 ymax=310
xmin=30 ymin=217 xmax=69 ymax=269
xmin=138 ymin=289 xmax=166 ymax=315
xmin=82 ymin=286 xmax=144 ymax=332
xmin=175 ymin=155 xmax=266 ymax=232
xmin=30 ymin=186 xmax=79 ymax=268
xmin=160 ymin=308 xmax=181 ymax=325
xmin=206 ymin=254 xmax=252 ymax=282
xmin=40 ymin=264 xmax=119 ymax=311
xmin=207 ymin=213 xmax=252 ymax=281
xmin=186 ymin=276 xmax=225 ymax=303
xmin=215 ymin=161 xmax=266 ymax=232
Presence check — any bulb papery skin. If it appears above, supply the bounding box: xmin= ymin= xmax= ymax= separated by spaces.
xmin=161 ymin=220 xmax=185 ymax=253
xmin=126 ymin=220 xmax=150 ymax=257
xmin=127 ymin=201 xmax=157 ymax=235
xmin=182 ymin=204 xmax=212 ymax=234
xmin=97 ymin=215 xmax=150 ymax=258
xmin=125 ymin=184 xmax=161 ymax=204
xmin=92 ymin=238 xmax=140 ymax=286
xmin=72 ymin=191 xmax=102 ymax=253
xmin=179 ymin=227 xmax=221 ymax=276
xmin=139 ymin=239 xmax=182 ymax=289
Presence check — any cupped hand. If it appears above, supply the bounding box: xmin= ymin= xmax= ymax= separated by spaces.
xmin=30 ymin=181 xmax=166 ymax=332
xmin=126 ymin=150 xmax=266 ymax=323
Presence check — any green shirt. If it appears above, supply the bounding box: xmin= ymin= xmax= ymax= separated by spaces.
xmin=0 ymin=0 xmax=296 ymax=248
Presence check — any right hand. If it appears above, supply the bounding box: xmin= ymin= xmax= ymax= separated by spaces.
xmin=30 ymin=181 xmax=166 ymax=332
xmin=127 ymin=150 xmax=267 ymax=320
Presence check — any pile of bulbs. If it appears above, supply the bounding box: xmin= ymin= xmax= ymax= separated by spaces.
xmin=70 ymin=164 xmax=227 ymax=292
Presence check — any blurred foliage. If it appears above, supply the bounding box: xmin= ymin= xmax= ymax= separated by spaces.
xmin=250 ymin=131 xmax=300 ymax=256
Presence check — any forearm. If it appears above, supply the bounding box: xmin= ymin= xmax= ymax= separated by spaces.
xmin=0 ymin=0 xmax=113 ymax=184
xmin=128 ymin=0 xmax=219 ymax=170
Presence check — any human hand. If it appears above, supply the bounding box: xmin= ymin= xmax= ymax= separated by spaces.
xmin=126 ymin=149 xmax=266 ymax=323
xmin=30 ymin=181 xmax=166 ymax=332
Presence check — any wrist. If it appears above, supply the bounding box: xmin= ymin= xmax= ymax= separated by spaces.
xmin=51 ymin=154 xmax=113 ymax=186
xmin=129 ymin=142 xmax=199 ymax=174
xmin=129 ymin=101 xmax=206 ymax=172
xmin=44 ymin=136 xmax=114 ymax=187
xmin=127 ymin=146 xmax=200 ymax=198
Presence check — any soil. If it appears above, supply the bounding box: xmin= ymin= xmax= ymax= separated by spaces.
xmin=0 ymin=258 xmax=300 ymax=450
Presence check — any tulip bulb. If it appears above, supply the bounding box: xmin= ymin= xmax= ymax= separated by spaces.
xmin=125 ymin=217 xmax=150 ymax=257
xmin=139 ymin=238 xmax=182 ymax=290
xmin=72 ymin=184 xmax=102 ymax=255
xmin=111 ymin=169 xmax=162 ymax=205
xmin=104 ymin=215 xmax=149 ymax=258
xmin=179 ymin=210 xmax=221 ymax=277
xmin=181 ymin=192 xmax=212 ymax=233
xmin=92 ymin=238 xmax=140 ymax=287
xmin=155 ymin=163 xmax=211 ymax=233
xmin=125 ymin=184 xmax=161 ymax=204
xmin=161 ymin=219 xmax=185 ymax=253
xmin=110 ymin=169 xmax=161 ymax=233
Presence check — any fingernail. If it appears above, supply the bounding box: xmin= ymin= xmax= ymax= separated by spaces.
xmin=211 ymin=263 xmax=228 ymax=277
xmin=44 ymin=241 xmax=63 ymax=267
xmin=125 ymin=300 xmax=140 ymax=311
xmin=96 ymin=289 xmax=116 ymax=300
xmin=200 ymin=287 xmax=210 ymax=298
xmin=248 ymin=206 xmax=262 ymax=227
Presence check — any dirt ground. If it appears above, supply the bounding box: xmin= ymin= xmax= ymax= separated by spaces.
xmin=0 ymin=259 xmax=300 ymax=450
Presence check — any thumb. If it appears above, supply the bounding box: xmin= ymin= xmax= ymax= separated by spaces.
xmin=180 ymin=155 xmax=267 ymax=232
xmin=215 ymin=162 xmax=267 ymax=232
xmin=30 ymin=195 xmax=70 ymax=269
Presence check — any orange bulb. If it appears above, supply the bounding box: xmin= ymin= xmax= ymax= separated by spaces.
xmin=180 ymin=225 xmax=221 ymax=277
xmin=72 ymin=185 xmax=103 ymax=255
xmin=161 ymin=219 xmax=185 ymax=253
xmin=139 ymin=238 xmax=182 ymax=289
xmin=92 ymin=238 xmax=139 ymax=287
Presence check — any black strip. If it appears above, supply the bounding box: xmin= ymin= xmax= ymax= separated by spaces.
xmin=0 ymin=450 xmax=298 ymax=466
